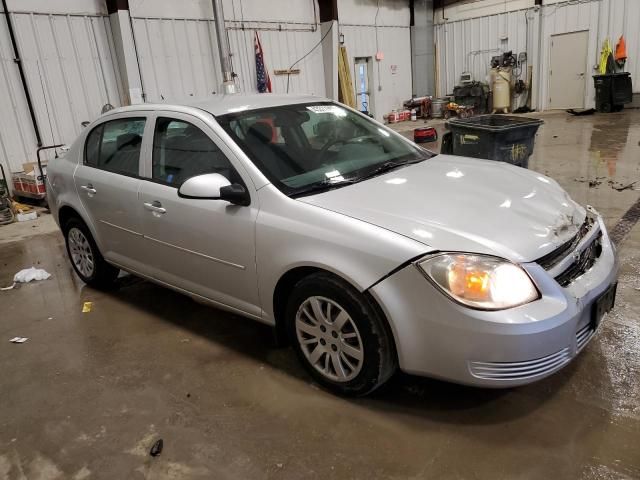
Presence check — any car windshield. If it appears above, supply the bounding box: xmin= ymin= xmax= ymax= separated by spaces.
xmin=217 ymin=102 xmax=435 ymax=197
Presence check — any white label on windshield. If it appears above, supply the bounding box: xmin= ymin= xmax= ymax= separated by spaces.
xmin=306 ymin=105 xmax=347 ymax=117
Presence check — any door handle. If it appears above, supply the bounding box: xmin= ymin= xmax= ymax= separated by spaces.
xmin=144 ymin=201 xmax=166 ymax=214
xmin=80 ymin=184 xmax=97 ymax=195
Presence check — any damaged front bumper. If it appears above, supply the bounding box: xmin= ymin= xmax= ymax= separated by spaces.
xmin=369 ymin=214 xmax=619 ymax=387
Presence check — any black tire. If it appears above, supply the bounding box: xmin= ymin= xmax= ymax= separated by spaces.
xmin=285 ymin=272 xmax=397 ymax=396
xmin=63 ymin=217 xmax=119 ymax=289
xmin=601 ymin=102 xmax=612 ymax=113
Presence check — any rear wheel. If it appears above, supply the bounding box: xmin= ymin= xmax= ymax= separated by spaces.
xmin=286 ymin=273 xmax=396 ymax=396
xmin=64 ymin=217 xmax=119 ymax=288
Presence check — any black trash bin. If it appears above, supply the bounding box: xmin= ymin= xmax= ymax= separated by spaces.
xmin=593 ymin=73 xmax=633 ymax=112
xmin=442 ymin=115 xmax=543 ymax=168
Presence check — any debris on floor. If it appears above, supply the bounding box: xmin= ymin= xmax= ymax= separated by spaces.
xmin=612 ymin=181 xmax=637 ymax=192
xmin=2 ymin=267 xmax=52 ymax=290
xmin=14 ymin=267 xmax=51 ymax=283
xmin=82 ymin=302 xmax=93 ymax=313
xmin=567 ymin=108 xmax=596 ymax=116
xmin=9 ymin=337 xmax=28 ymax=344
xmin=150 ymin=439 xmax=163 ymax=457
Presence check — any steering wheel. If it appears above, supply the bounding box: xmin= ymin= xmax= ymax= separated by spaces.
xmin=317 ymin=135 xmax=379 ymax=161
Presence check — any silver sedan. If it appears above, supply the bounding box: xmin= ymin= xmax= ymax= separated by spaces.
xmin=46 ymin=94 xmax=618 ymax=396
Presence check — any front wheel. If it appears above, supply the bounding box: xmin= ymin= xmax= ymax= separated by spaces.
xmin=64 ymin=217 xmax=119 ymax=289
xmin=286 ymin=273 xmax=397 ymax=396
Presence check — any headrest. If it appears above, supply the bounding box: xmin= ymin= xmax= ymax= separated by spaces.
xmin=117 ymin=133 xmax=141 ymax=150
xmin=247 ymin=122 xmax=273 ymax=143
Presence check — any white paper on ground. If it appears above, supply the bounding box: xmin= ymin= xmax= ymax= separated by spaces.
xmin=10 ymin=337 xmax=28 ymax=343
xmin=13 ymin=267 xmax=52 ymax=283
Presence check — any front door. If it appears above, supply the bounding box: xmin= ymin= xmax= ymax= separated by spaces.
xmin=549 ymin=30 xmax=589 ymax=109
xmin=138 ymin=113 xmax=260 ymax=317
xmin=73 ymin=115 xmax=151 ymax=274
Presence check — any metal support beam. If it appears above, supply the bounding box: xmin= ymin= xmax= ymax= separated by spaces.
xmin=211 ymin=0 xmax=236 ymax=93
xmin=2 ymin=0 xmax=42 ymax=147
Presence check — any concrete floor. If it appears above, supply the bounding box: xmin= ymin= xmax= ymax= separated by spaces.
xmin=1 ymin=110 xmax=639 ymax=480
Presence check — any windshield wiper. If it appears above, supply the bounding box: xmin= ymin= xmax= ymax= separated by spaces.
xmin=290 ymin=178 xmax=358 ymax=198
xmin=348 ymin=157 xmax=426 ymax=183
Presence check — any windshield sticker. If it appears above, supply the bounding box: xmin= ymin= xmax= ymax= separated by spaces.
xmin=306 ymin=105 xmax=347 ymax=117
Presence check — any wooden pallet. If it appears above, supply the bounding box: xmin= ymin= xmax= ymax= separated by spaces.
xmin=338 ymin=46 xmax=356 ymax=108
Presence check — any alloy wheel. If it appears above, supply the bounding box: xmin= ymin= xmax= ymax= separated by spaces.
xmin=68 ymin=227 xmax=95 ymax=278
xmin=295 ymin=296 xmax=364 ymax=382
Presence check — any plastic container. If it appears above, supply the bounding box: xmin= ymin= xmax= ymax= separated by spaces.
xmin=443 ymin=115 xmax=543 ymax=168
xmin=593 ymin=73 xmax=633 ymax=112
xmin=411 ymin=109 xmax=417 ymax=121
xmin=388 ymin=110 xmax=399 ymax=123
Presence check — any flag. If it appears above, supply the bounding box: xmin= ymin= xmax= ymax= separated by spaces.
xmin=255 ymin=31 xmax=272 ymax=93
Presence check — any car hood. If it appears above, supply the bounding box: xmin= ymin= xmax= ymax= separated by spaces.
xmin=298 ymin=155 xmax=586 ymax=263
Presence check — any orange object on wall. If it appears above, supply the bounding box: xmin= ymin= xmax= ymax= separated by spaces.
xmin=615 ymin=35 xmax=627 ymax=61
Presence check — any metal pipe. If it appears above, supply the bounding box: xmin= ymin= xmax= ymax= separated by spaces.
xmin=211 ymin=0 xmax=236 ymax=93
xmin=36 ymin=144 xmax=63 ymax=194
xmin=2 ymin=0 xmax=42 ymax=146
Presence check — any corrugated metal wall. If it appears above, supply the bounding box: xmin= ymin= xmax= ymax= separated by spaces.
xmin=227 ymin=25 xmax=326 ymax=96
xmin=337 ymin=0 xmax=413 ymax=120
xmin=434 ymin=8 xmax=536 ymax=110
xmin=130 ymin=16 xmax=224 ymax=102
xmin=0 ymin=10 xmax=123 ymax=173
xmin=130 ymin=0 xmax=326 ymax=102
xmin=340 ymin=25 xmax=412 ymax=118
xmin=435 ymin=0 xmax=640 ymax=111
xmin=539 ymin=0 xmax=639 ymax=110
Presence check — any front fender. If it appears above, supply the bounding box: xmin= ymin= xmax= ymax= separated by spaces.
xmin=255 ymin=185 xmax=431 ymax=323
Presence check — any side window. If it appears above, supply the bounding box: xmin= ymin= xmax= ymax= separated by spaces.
xmin=152 ymin=117 xmax=241 ymax=186
xmin=84 ymin=118 xmax=145 ymax=176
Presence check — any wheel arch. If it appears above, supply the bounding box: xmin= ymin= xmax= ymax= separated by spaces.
xmin=272 ymin=265 xmax=398 ymax=358
xmin=58 ymin=204 xmax=83 ymax=231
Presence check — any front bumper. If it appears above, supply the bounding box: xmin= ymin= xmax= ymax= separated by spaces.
xmin=369 ymin=216 xmax=618 ymax=387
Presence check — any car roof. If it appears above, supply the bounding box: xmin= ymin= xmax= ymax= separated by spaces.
xmin=103 ymin=93 xmax=326 ymax=117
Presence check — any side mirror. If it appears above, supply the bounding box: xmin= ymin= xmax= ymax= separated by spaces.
xmin=178 ymin=173 xmax=231 ymax=199
xmin=220 ymin=184 xmax=250 ymax=206
xmin=178 ymin=173 xmax=249 ymax=206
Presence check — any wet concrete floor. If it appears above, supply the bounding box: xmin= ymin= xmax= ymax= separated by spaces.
xmin=1 ymin=110 xmax=640 ymax=479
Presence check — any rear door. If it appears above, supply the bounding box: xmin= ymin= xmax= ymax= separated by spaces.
xmin=138 ymin=112 xmax=260 ymax=316
xmin=73 ymin=115 xmax=152 ymax=274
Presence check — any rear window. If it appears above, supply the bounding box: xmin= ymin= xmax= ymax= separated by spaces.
xmin=84 ymin=118 xmax=146 ymax=176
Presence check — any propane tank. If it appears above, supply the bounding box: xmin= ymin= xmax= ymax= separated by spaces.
xmin=492 ymin=67 xmax=511 ymax=113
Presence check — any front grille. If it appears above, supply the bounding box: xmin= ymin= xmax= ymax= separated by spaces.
xmin=576 ymin=323 xmax=594 ymax=351
xmin=554 ymin=233 xmax=603 ymax=287
xmin=536 ymin=216 xmax=594 ymax=270
xmin=469 ymin=348 xmax=571 ymax=380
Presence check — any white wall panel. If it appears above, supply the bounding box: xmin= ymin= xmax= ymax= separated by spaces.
xmin=340 ymin=25 xmax=412 ymax=119
xmin=435 ymin=0 xmax=639 ymax=111
xmin=538 ymin=0 xmax=601 ymax=110
xmin=435 ymin=8 xmax=534 ymax=109
xmin=131 ymin=17 xmax=223 ymax=102
xmin=227 ymin=27 xmax=326 ymax=96
xmin=0 ymin=10 xmax=123 ymax=174
xmin=338 ymin=0 xmax=412 ymax=119
xmin=130 ymin=0 xmax=325 ymax=100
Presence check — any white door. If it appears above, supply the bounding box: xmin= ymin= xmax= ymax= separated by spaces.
xmin=548 ymin=30 xmax=589 ymax=109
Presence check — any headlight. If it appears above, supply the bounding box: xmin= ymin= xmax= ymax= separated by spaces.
xmin=417 ymin=254 xmax=539 ymax=310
